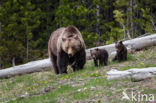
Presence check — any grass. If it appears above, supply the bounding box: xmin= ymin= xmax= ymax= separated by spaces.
xmin=0 ymin=46 xmax=156 ymax=103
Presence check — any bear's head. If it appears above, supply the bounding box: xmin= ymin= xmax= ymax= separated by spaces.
xmin=62 ymin=35 xmax=82 ymax=57
xmin=90 ymin=48 xmax=100 ymax=59
xmin=115 ymin=41 xmax=124 ymax=52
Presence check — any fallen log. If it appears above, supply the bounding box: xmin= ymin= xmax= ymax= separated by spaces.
xmin=107 ymin=67 xmax=156 ymax=81
xmin=0 ymin=34 xmax=156 ymax=78
xmin=0 ymin=59 xmax=52 ymax=78
xmin=86 ymin=33 xmax=156 ymax=59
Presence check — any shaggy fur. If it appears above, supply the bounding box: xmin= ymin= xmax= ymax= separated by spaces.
xmin=113 ymin=41 xmax=127 ymax=62
xmin=90 ymin=48 xmax=108 ymax=66
xmin=48 ymin=26 xmax=86 ymax=74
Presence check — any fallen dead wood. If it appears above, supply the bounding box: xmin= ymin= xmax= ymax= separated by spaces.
xmin=107 ymin=67 xmax=156 ymax=81
xmin=0 ymin=34 xmax=156 ymax=78
xmin=86 ymin=33 xmax=156 ymax=59
xmin=0 ymin=59 xmax=51 ymax=78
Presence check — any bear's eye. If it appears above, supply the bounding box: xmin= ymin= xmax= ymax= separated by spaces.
xmin=66 ymin=47 xmax=69 ymax=50
xmin=72 ymin=46 xmax=75 ymax=50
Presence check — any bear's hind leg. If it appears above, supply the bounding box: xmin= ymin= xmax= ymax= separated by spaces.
xmin=124 ymin=51 xmax=127 ymax=60
xmin=125 ymin=54 xmax=127 ymax=60
xmin=99 ymin=58 xmax=104 ymax=66
xmin=117 ymin=53 xmax=122 ymax=62
xmin=104 ymin=57 xmax=108 ymax=66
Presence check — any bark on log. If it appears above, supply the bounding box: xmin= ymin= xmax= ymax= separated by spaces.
xmin=0 ymin=34 xmax=156 ymax=78
xmin=0 ymin=59 xmax=51 ymax=78
xmin=107 ymin=67 xmax=156 ymax=81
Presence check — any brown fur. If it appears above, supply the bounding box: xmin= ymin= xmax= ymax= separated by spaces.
xmin=62 ymin=35 xmax=82 ymax=56
xmin=113 ymin=41 xmax=127 ymax=62
xmin=90 ymin=48 xmax=108 ymax=66
xmin=48 ymin=26 xmax=86 ymax=74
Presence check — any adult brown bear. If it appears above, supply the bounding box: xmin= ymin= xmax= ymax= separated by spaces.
xmin=48 ymin=26 xmax=86 ymax=74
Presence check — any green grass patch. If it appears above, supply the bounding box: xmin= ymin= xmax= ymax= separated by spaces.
xmin=127 ymin=54 xmax=137 ymax=61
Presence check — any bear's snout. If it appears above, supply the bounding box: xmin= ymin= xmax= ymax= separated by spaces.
xmin=92 ymin=55 xmax=96 ymax=59
xmin=68 ymin=54 xmax=72 ymax=57
xmin=67 ymin=48 xmax=75 ymax=56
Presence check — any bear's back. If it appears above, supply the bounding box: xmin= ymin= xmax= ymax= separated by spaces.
xmin=48 ymin=27 xmax=65 ymax=55
xmin=100 ymin=49 xmax=108 ymax=58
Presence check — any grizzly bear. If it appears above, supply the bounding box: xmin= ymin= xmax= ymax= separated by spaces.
xmin=90 ymin=48 xmax=108 ymax=66
xmin=48 ymin=26 xmax=86 ymax=74
xmin=113 ymin=41 xmax=127 ymax=62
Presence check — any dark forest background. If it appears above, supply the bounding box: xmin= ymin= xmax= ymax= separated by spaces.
xmin=0 ymin=0 xmax=156 ymax=68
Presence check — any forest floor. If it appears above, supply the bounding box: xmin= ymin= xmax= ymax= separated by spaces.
xmin=0 ymin=46 xmax=156 ymax=103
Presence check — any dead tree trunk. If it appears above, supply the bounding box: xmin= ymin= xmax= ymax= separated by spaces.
xmin=122 ymin=23 xmax=126 ymax=40
xmin=126 ymin=9 xmax=132 ymax=39
xmin=12 ymin=57 xmax=15 ymax=67
xmin=150 ymin=17 xmax=156 ymax=32
xmin=86 ymin=33 xmax=156 ymax=59
xmin=130 ymin=0 xmax=134 ymax=37
xmin=107 ymin=67 xmax=156 ymax=81
xmin=96 ymin=0 xmax=102 ymax=41
xmin=0 ymin=34 xmax=156 ymax=78
xmin=0 ymin=59 xmax=51 ymax=78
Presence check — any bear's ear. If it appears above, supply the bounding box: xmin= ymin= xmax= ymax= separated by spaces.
xmin=73 ymin=35 xmax=79 ymax=40
xmin=119 ymin=41 xmax=123 ymax=44
xmin=65 ymin=26 xmax=77 ymax=34
xmin=95 ymin=48 xmax=99 ymax=51
xmin=62 ymin=38 xmax=66 ymax=42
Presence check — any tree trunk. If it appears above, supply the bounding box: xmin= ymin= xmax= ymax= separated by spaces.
xmin=122 ymin=23 xmax=126 ymax=40
xmin=0 ymin=59 xmax=51 ymax=78
xmin=150 ymin=17 xmax=156 ymax=32
xmin=130 ymin=0 xmax=134 ymax=37
xmin=46 ymin=0 xmax=50 ymax=34
xmin=0 ymin=2 xmax=1 ymax=69
xmin=0 ymin=34 xmax=156 ymax=78
xmin=12 ymin=57 xmax=15 ymax=67
xmin=96 ymin=0 xmax=102 ymax=41
xmin=126 ymin=10 xmax=132 ymax=39
xmin=0 ymin=57 xmax=2 ymax=69
xmin=107 ymin=67 xmax=156 ymax=81
xmin=0 ymin=0 xmax=1 ymax=33
xmin=0 ymin=22 xmax=1 ymax=32
xmin=26 ymin=34 xmax=29 ymax=60
xmin=0 ymin=63 xmax=2 ymax=69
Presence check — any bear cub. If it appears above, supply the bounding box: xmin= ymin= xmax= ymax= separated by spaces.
xmin=90 ymin=48 xmax=108 ymax=66
xmin=113 ymin=41 xmax=127 ymax=62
